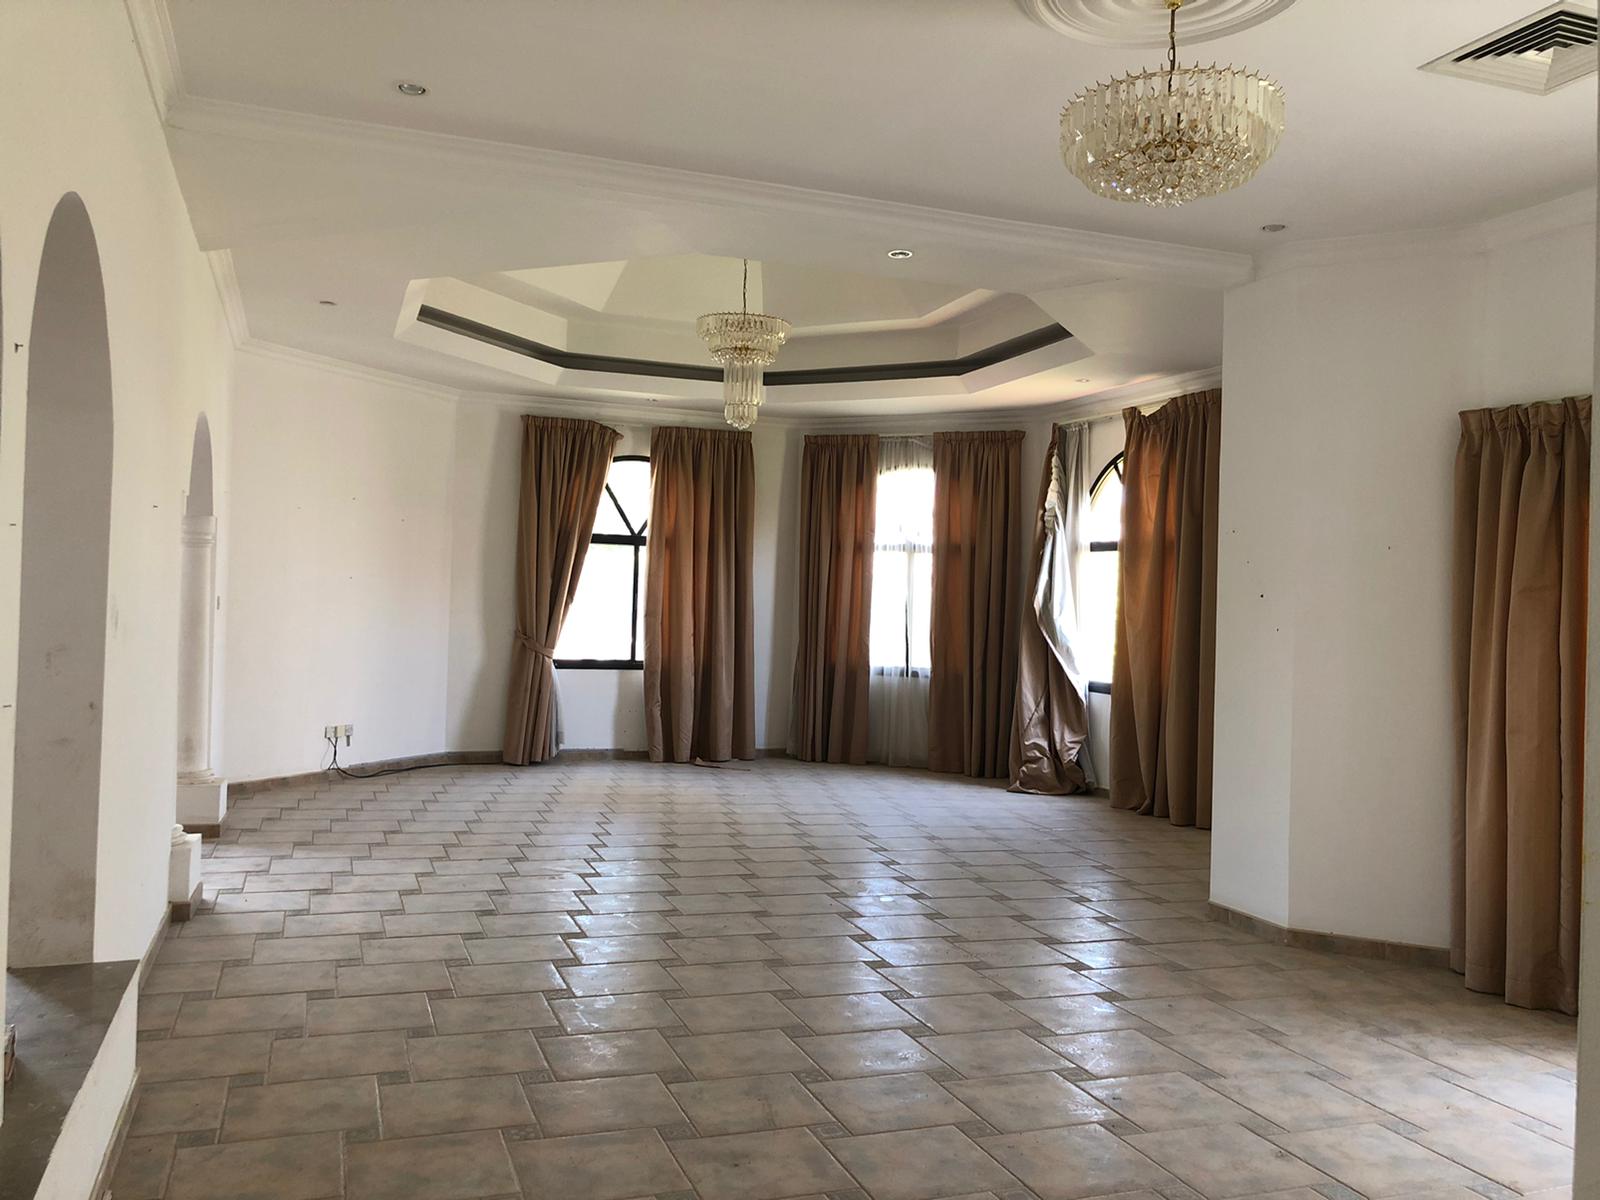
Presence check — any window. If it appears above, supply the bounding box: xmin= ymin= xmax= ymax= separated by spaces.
xmin=556 ymin=455 xmax=649 ymax=669
xmin=1079 ymin=452 xmax=1124 ymax=689
xmin=869 ymin=443 xmax=935 ymax=675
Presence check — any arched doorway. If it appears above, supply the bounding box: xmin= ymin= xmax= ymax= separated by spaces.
xmin=176 ymin=413 xmax=226 ymax=829
xmin=8 ymin=194 xmax=114 ymax=967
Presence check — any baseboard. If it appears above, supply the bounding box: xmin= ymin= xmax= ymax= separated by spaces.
xmin=89 ymin=1064 xmax=140 ymax=1200
xmin=1209 ymin=901 xmax=1450 ymax=968
xmin=230 ymin=749 xmax=503 ymax=796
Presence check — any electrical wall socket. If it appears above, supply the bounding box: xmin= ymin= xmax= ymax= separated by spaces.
xmin=324 ymin=724 xmax=354 ymax=742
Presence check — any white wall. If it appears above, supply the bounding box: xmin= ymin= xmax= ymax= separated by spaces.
xmin=1213 ymin=209 xmax=1596 ymax=947
xmin=0 ymin=0 xmax=236 ymax=980
xmin=221 ymin=348 xmax=454 ymax=779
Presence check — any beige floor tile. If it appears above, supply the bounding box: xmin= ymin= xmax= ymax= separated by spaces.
xmin=379 ymin=1073 xmax=534 ymax=1137
xmin=109 ymin=1134 xmax=176 ymax=1200
xmin=1410 ymin=1118 xmax=1574 ymax=1194
xmin=220 ymin=1075 xmax=379 ymax=1141
xmin=406 ymin=1028 xmax=548 ymax=1080
xmin=266 ymin=1030 xmax=410 ymax=1082
xmin=830 ymin=1125 xmax=1020 ymax=1199
xmin=305 ymin=991 xmax=431 ymax=1035
xmin=172 ymin=993 xmax=307 ymax=1037
xmin=668 ymin=991 xmax=804 ymax=1033
xmin=550 ymin=990 xmax=681 ymax=1033
xmin=669 ymin=1072 xmax=833 ymax=1135
xmin=946 ymin=1072 xmax=1113 ymax=1132
xmin=1082 ymin=1072 xmax=1261 ymax=1131
xmin=346 ymin=1129 xmax=520 ymax=1200
xmin=129 ymin=1078 xmax=229 ymax=1136
xmin=669 ymin=1126 xmax=854 ymax=1200
xmin=982 ymin=1124 xmax=1178 ymax=1200
xmin=1049 ymin=1029 xmax=1206 ymax=1077
xmin=431 ymin=992 xmax=555 ymax=1034
xmin=510 ymin=1127 xmax=690 ymax=1199
xmin=167 ymin=1131 xmax=343 ymax=1200
xmin=809 ymin=1070 xmax=978 ymax=1133
xmin=1271 ymin=1124 xmax=1482 ymax=1195
xmin=540 ymin=1028 xmax=685 ymax=1079
xmin=526 ymin=1072 xmax=686 ymax=1136
xmin=794 ymin=1028 xmax=945 ymax=1077
xmin=1127 ymin=1122 xmax=1329 ymax=1197
xmin=139 ymin=1032 xmax=275 ymax=1082
xmin=921 ymin=1028 xmax=1074 ymax=1076
xmin=135 ymin=761 xmax=1573 ymax=1200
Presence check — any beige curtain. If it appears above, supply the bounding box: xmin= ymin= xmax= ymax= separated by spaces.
xmin=789 ymin=435 xmax=879 ymax=764
xmin=929 ymin=430 xmax=1024 ymax=778
xmin=1452 ymin=395 xmax=1589 ymax=1014
xmin=1109 ymin=390 xmax=1220 ymax=828
xmin=1011 ymin=423 xmax=1091 ymax=794
xmin=503 ymin=415 xmax=621 ymax=765
xmin=644 ymin=425 xmax=756 ymax=763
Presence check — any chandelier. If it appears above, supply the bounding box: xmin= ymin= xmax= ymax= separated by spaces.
xmin=1059 ymin=0 xmax=1284 ymax=207
xmin=696 ymin=259 xmax=791 ymax=431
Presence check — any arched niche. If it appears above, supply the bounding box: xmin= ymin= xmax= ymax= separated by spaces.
xmin=8 ymin=193 xmax=114 ymax=967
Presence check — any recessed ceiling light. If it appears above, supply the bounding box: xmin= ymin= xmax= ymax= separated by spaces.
xmin=318 ymin=299 xmax=338 ymax=306
xmin=396 ymin=81 xmax=428 ymax=96
xmin=1076 ymin=377 xmax=1091 ymax=383
xmin=886 ymin=248 xmax=914 ymax=260
xmin=1260 ymin=223 xmax=1288 ymax=233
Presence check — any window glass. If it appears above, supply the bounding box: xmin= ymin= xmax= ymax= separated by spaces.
xmin=1080 ymin=453 xmax=1124 ymax=684
xmin=556 ymin=456 xmax=648 ymax=665
xmin=870 ymin=464 xmax=935 ymax=674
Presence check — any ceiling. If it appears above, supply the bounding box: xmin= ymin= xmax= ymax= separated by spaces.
xmin=148 ymin=0 xmax=1597 ymax=417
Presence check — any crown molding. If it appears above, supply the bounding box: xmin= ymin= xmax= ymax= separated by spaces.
xmin=165 ymin=94 xmax=1255 ymax=290
xmin=1253 ymin=187 xmax=1597 ymax=279
xmin=235 ymin=338 xmax=462 ymax=403
xmin=206 ymin=249 xmax=250 ymax=346
xmin=122 ymin=0 xmax=183 ymax=122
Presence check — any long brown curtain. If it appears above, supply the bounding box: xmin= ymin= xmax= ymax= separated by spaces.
xmin=1452 ymin=395 xmax=1589 ymax=1014
xmin=503 ymin=415 xmax=621 ymax=765
xmin=1011 ymin=423 xmax=1090 ymax=794
xmin=1109 ymin=390 xmax=1221 ymax=827
xmin=789 ymin=435 xmax=879 ymax=764
xmin=644 ymin=425 xmax=756 ymax=763
xmin=929 ymin=430 xmax=1024 ymax=778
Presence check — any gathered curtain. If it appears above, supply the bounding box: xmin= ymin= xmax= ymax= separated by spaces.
xmin=1011 ymin=421 xmax=1093 ymax=794
xmin=789 ymin=434 xmax=879 ymax=764
xmin=503 ymin=415 xmax=621 ymax=765
xmin=929 ymin=430 xmax=1024 ymax=778
xmin=1109 ymin=390 xmax=1221 ymax=827
xmin=868 ymin=437 xmax=935 ymax=768
xmin=644 ymin=425 xmax=756 ymax=763
xmin=1452 ymin=395 xmax=1589 ymax=1014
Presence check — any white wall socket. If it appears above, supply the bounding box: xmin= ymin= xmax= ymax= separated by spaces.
xmin=324 ymin=724 xmax=354 ymax=741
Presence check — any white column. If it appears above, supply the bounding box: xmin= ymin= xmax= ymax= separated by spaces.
xmin=176 ymin=513 xmax=226 ymax=825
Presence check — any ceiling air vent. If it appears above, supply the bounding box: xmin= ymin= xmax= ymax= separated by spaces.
xmin=1421 ymin=3 xmax=1597 ymax=94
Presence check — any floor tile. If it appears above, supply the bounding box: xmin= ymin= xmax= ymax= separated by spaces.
xmin=671 ymin=1028 xmax=817 ymax=1078
xmin=982 ymin=1124 xmax=1178 ymax=1200
xmin=540 ymin=1028 xmax=685 ymax=1079
xmin=406 ymin=1029 xmax=548 ymax=1080
xmin=1272 ymin=1124 xmax=1483 ymax=1195
xmin=526 ymin=1072 xmax=686 ymax=1136
xmin=669 ymin=1072 xmax=833 ymax=1135
xmin=266 ymin=1030 xmax=409 ymax=1082
xmin=669 ymin=1126 xmax=854 ymax=1200
xmin=1126 ymin=1122 xmax=1328 ymax=1197
xmin=346 ymin=1129 xmax=519 ymax=1200
xmin=167 ymin=1132 xmax=343 ymax=1200
xmin=809 ymin=1070 xmax=978 ymax=1133
xmin=794 ymin=1028 xmax=945 ymax=1077
xmin=379 ymin=1074 xmax=534 ymax=1137
xmin=509 ymin=1127 xmax=690 ymax=1200
xmin=829 ymin=1125 xmax=1020 ymax=1199
xmin=946 ymin=1071 xmax=1113 ymax=1132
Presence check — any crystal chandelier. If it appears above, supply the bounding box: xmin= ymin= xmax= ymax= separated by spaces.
xmin=1059 ymin=0 xmax=1284 ymax=207
xmin=696 ymin=259 xmax=791 ymax=431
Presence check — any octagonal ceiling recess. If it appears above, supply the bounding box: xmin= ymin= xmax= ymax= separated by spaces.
xmin=398 ymin=255 xmax=1091 ymax=410
xmin=1018 ymin=0 xmax=1299 ymax=45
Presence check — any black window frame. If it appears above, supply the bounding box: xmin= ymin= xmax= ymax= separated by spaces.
xmin=1085 ymin=451 xmax=1125 ymax=694
xmin=555 ymin=453 xmax=649 ymax=671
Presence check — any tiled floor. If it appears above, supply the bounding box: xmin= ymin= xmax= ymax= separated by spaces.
xmin=114 ymin=760 xmax=1578 ymax=1200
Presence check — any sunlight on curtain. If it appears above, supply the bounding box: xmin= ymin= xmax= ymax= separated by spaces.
xmin=868 ymin=437 xmax=933 ymax=767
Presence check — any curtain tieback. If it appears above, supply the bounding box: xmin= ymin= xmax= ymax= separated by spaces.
xmin=517 ymin=632 xmax=556 ymax=660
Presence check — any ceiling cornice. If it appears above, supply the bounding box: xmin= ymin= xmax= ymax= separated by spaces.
xmin=236 ymin=338 xmax=463 ymax=404
xmin=164 ymin=94 xmax=1256 ymax=290
xmin=122 ymin=0 xmax=183 ymax=122
xmin=1253 ymin=188 xmax=1597 ymax=280
xmin=206 ymin=249 xmax=250 ymax=346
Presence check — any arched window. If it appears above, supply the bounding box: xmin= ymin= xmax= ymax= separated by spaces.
xmin=556 ymin=455 xmax=649 ymax=668
xmin=1079 ymin=452 xmax=1124 ymax=688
